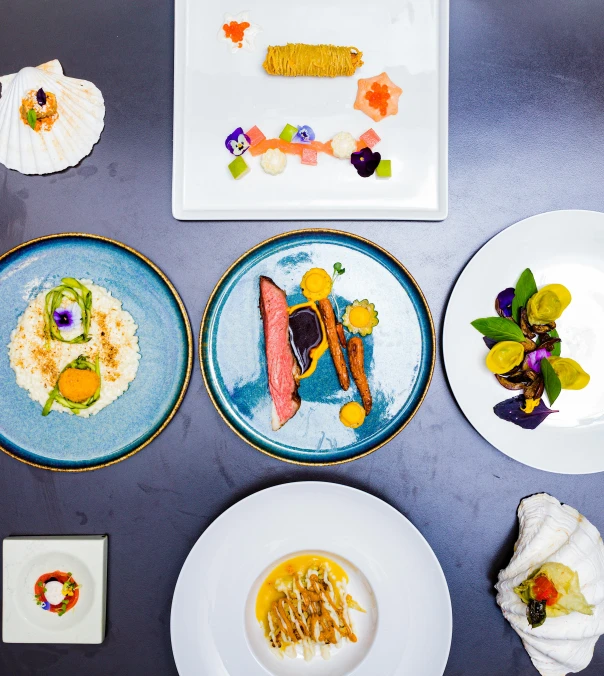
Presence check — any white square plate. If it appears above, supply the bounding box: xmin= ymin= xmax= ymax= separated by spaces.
xmin=173 ymin=0 xmax=449 ymax=220
xmin=3 ymin=536 xmax=107 ymax=644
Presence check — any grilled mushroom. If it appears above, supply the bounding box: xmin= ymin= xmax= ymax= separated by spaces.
xmin=520 ymin=308 xmax=536 ymax=339
xmin=525 ymin=374 xmax=545 ymax=400
xmin=495 ymin=374 xmax=526 ymax=390
xmin=532 ymin=321 xmax=556 ymax=335
xmin=537 ymin=336 xmax=561 ymax=353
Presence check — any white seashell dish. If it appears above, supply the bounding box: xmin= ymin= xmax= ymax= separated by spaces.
xmin=0 ymin=59 xmax=105 ymax=175
xmin=496 ymin=493 xmax=604 ymax=676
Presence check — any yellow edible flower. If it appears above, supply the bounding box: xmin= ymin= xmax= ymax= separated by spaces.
xmin=342 ymin=299 xmax=379 ymax=336
xmin=485 ymin=341 xmax=525 ymax=375
xmin=300 ymin=268 xmax=332 ymax=301
xmin=527 ymin=284 xmax=571 ymax=325
xmin=548 ymin=357 xmax=590 ymax=390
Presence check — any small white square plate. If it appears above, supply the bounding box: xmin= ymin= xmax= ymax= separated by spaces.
xmin=3 ymin=536 xmax=107 ymax=644
xmin=173 ymin=0 xmax=449 ymax=220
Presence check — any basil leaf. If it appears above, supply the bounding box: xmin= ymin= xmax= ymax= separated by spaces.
xmin=549 ymin=329 xmax=561 ymax=356
xmin=471 ymin=317 xmax=525 ymax=342
xmin=512 ymin=268 xmax=538 ymax=323
xmin=541 ymin=357 xmax=562 ymax=406
xmin=26 ymin=109 xmax=37 ymax=130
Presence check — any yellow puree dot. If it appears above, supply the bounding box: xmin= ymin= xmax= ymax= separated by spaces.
xmin=349 ymin=306 xmax=371 ymax=328
xmin=58 ymin=368 xmax=100 ymax=403
xmin=306 ymin=272 xmax=326 ymax=292
xmin=340 ymin=402 xmax=366 ymax=428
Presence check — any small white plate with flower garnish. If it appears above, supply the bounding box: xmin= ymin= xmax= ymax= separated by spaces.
xmin=170 ymin=482 xmax=452 ymax=676
xmin=2 ymin=536 xmax=107 ymax=644
xmin=444 ymin=210 xmax=604 ymax=474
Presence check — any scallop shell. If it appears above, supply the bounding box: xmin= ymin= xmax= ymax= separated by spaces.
xmin=496 ymin=493 xmax=604 ymax=676
xmin=0 ymin=60 xmax=104 ymax=175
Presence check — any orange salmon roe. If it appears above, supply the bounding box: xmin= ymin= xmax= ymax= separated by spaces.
xmin=365 ymin=83 xmax=391 ymax=117
xmin=223 ymin=21 xmax=250 ymax=48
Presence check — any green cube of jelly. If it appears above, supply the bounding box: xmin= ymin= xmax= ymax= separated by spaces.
xmin=279 ymin=124 xmax=298 ymax=142
xmin=228 ymin=155 xmax=249 ymax=180
xmin=376 ymin=159 xmax=392 ymax=178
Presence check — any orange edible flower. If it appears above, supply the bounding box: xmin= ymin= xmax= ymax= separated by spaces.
xmin=223 ymin=20 xmax=250 ymax=48
xmin=365 ymin=83 xmax=391 ymax=117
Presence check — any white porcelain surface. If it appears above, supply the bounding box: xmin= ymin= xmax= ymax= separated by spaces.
xmin=170 ymin=482 xmax=451 ymax=675
xmin=443 ymin=210 xmax=604 ymax=474
xmin=2 ymin=536 xmax=107 ymax=644
xmin=172 ymin=0 xmax=449 ymax=220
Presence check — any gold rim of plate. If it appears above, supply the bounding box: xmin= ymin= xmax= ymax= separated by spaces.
xmin=199 ymin=227 xmax=435 ymax=466
xmin=0 ymin=232 xmax=193 ymax=473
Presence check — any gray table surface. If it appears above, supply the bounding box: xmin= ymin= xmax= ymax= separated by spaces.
xmin=1 ymin=0 xmax=604 ymax=674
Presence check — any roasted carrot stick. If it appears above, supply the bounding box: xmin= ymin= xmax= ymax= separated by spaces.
xmin=336 ymin=322 xmax=347 ymax=348
xmin=347 ymin=336 xmax=372 ymax=414
xmin=317 ymin=299 xmax=350 ymax=390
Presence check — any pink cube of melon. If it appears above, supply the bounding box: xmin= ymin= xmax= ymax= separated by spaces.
xmin=359 ymin=128 xmax=381 ymax=149
xmin=301 ymin=148 xmax=318 ymax=166
xmin=245 ymin=126 xmax=266 ymax=146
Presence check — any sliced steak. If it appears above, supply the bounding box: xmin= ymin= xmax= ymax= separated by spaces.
xmin=259 ymin=276 xmax=301 ymax=430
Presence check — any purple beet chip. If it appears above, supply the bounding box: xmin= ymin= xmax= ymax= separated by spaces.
xmin=483 ymin=336 xmax=498 ymax=350
xmin=493 ymin=395 xmax=557 ymax=430
xmin=351 ymin=147 xmax=381 ymax=178
xmin=36 ymin=88 xmax=47 ymax=106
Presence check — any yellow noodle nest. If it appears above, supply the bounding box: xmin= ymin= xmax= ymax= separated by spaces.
xmin=263 ymin=43 xmax=364 ymax=77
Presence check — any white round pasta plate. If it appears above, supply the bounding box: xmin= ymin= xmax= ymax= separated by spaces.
xmin=444 ymin=210 xmax=604 ymax=474
xmin=170 ymin=482 xmax=452 ymax=676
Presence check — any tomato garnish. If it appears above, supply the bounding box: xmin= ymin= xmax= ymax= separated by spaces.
xmin=532 ymin=574 xmax=559 ymax=606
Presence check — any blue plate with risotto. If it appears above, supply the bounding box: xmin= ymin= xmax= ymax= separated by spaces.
xmin=0 ymin=234 xmax=192 ymax=471
xmin=201 ymin=230 xmax=434 ymax=464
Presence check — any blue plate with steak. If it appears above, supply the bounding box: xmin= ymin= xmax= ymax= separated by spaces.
xmin=200 ymin=229 xmax=434 ymax=465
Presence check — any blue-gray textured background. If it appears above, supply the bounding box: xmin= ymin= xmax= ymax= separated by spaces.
xmin=1 ymin=0 xmax=604 ymax=674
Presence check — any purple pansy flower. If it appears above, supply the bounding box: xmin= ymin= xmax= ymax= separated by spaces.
xmin=54 ymin=308 xmax=74 ymax=328
xmin=496 ymin=287 xmax=515 ymax=317
xmin=526 ymin=348 xmax=551 ymax=373
xmin=40 ymin=601 xmax=51 ymax=611
xmin=53 ymin=302 xmax=82 ymax=332
xmin=36 ymin=88 xmax=47 ymax=107
xmin=225 ymin=127 xmax=251 ymax=156
xmin=292 ymin=125 xmax=315 ymax=143
xmin=351 ymin=147 xmax=381 ymax=178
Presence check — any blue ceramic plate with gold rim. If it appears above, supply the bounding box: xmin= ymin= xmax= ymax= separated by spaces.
xmin=0 ymin=234 xmax=192 ymax=471
xmin=200 ymin=229 xmax=434 ymax=465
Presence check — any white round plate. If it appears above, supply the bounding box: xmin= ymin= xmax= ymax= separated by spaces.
xmin=170 ymin=482 xmax=452 ymax=676
xmin=444 ymin=210 xmax=604 ymax=474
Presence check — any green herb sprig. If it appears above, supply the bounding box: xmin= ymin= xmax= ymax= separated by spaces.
xmin=44 ymin=278 xmax=92 ymax=345
xmin=471 ymin=317 xmax=525 ymax=342
xmin=541 ymin=357 xmax=562 ymax=406
xmin=42 ymin=354 xmax=101 ymax=417
xmin=511 ymin=268 xmax=538 ymax=323
xmin=26 ymin=109 xmax=37 ymax=130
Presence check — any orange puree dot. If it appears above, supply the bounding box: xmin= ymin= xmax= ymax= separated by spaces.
xmin=58 ymin=368 xmax=100 ymax=403
xmin=223 ymin=21 xmax=250 ymax=45
xmin=365 ymin=83 xmax=391 ymax=117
